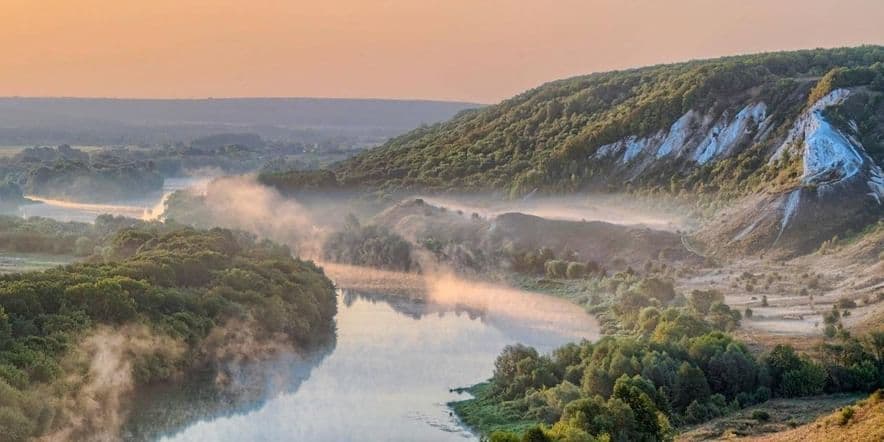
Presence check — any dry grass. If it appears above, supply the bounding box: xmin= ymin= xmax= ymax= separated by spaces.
xmin=749 ymin=391 xmax=884 ymax=442
xmin=677 ymin=394 xmax=864 ymax=441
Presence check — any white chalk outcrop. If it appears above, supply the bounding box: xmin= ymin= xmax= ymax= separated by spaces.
xmin=591 ymin=102 xmax=769 ymax=174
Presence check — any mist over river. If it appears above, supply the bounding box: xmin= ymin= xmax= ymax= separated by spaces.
xmin=126 ymin=268 xmax=600 ymax=442
xmin=18 ymin=177 xmax=206 ymax=222
xmin=11 ymin=178 xmax=604 ymax=440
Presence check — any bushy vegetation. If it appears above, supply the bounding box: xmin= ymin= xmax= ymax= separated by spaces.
xmin=0 ymin=226 xmax=336 ymax=439
xmin=3 ymin=145 xmax=164 ymax=202
xmin=453 ymin=270 xmax=884 ymax=441
xmin=508 ymin=247 xmax=604 ymax=280
xmin=0 ymin=215 xmax=146 ymax=257
xmin=262 ymin=46 xmax=884 ymax=199
xmin=322 ymin=215 xmax=415 ymax=271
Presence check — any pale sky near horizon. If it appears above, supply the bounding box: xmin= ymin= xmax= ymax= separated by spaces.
xmin=2 ymin=0 xmax=883 ymax=103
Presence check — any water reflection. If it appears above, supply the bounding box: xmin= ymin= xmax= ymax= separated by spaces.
xmin=141 ymin=286 xmax=597 ymax=442
xmin=123 ymin=342 xmax=335 ymax=441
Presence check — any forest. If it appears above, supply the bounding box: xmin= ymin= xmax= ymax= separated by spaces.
xmin=453 ymin=270 xmax=884 ymax=441
xmin=0 ymin=225 xmax=337 ymax=440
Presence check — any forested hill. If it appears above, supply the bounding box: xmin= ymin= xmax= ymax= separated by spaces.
xmin=323 ymin=46 xmax=884 ymax=199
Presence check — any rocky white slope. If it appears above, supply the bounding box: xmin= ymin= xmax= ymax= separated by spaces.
xmin=589 ymin=87 xmax=882 ymax=256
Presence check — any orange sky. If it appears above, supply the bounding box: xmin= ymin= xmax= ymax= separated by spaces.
xmin=2 ymin=0 xmax=883 ymax=103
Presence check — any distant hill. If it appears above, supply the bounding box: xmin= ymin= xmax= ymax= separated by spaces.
xmin=0 ymin=97 xmax=480 ymax=146
xmin=287 ymin=46 xmax=882 ymax=256
xmin=332 ymin=46 xmax=883 ymax=195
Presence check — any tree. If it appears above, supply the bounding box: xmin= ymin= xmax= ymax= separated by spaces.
xmin=636 ymin=278 xmax=676 ymax=303
xmin=545 ymin=260 xmax=569 ymax=278
xmin=561 ymin=396 xmax=614 ymax=437
xmin=674 ymin=362 xmax=711 ymax=410
xmin=764 ymin=345 xmax=802 ymax=387
xmin=690 ymin=289 xmax=724 ymax=315
xmin=779 ymin=361 xmax=826 ymax=397
xmin=613 ymin=375 xmax=666 ymax=440
xmin=566 ymin=262 xmax=588 ymax=279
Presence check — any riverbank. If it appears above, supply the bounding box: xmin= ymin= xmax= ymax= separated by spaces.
xmin=0 ymin=227 xmax=338 ymax=441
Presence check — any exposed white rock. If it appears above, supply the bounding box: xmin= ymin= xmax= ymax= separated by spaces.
xmin=592 ymin=133 xmax=664 ymax=164
xmin=693 ymin=103 xmax=767 ymax=165
xmin=770 ymin=88 xmax=851 ymax=163
xmin=732 ymin=216 xmax=761 ymax=242
xmin=773 ymin=189 xmax=801 ymax=245
xmin=768 ymin=88 xmax=883 ymax=203
xmin=593 ymin=141 xmax=622 ymax=159
xmin=655 ymin=111 xmax=696 ymax=158
xmin=801 ymin=112 xmax=864 ymax=184
xmin=621 ymin=137 xmax=647 ymax=164
xmin=868 ymin=165 xmax=884 ymax=204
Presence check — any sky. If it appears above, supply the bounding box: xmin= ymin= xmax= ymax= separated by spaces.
xmin=2 ymin=0 xmax=884 ymax=103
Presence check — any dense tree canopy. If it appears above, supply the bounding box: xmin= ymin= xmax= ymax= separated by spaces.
xmin=0 ymin=226 xmax=336 ymax=440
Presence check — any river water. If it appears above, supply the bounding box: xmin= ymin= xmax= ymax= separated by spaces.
xmin=10 ymin=180 xmax=601 ymax=441
xmin=18 ymin=177 xmax=206 ymax=222
xmin=126 ymin=273 xmax=599 ymax=442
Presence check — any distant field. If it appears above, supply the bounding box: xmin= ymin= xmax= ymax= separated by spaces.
xmin=0 ymin=252 xmax=76 ymax=274
xmin=0 ymin=145 xmax=106 ymax=158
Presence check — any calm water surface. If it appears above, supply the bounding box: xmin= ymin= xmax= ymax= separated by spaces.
xmin=134 ymin=286 xmax=597 ymax=442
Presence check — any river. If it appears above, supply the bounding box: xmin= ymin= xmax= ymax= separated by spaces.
xmin=124 ymin=268 xmax=600 ymax=442
xmin=10 ymin=181 xmax=602 ymax=440
xmin=18 ymin=177 xmax=206 ymax=223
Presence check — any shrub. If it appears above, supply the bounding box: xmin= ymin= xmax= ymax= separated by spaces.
xmin=838 ymin=406 xmax=854 ymax=425
xmin=545 ymin=260 xmax=569 ymax=278
xmin=780 ymin=361 xmax=826 ymax=397
xmin=837 ymin=298 xmax=857 ymax=309
xmin=565 ymin=262 xmax=588 ymax=279
xmin=751 ymin=410 xmax=770 ymax=421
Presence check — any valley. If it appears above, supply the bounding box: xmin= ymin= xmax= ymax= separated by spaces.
xmin=0 ymin=45 xmax=881 ymax=442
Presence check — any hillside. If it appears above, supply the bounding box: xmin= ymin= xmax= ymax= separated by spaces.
xmin=331 ymin=46 xmax=884 ymax=195
xmin=263 ymin=46 xmax=884 ymax=256
xmin=749 ymin=391 xmax=883 ymax=442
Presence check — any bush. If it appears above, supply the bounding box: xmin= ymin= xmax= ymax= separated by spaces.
xmin=565 ymin=262 xmax=587 ymax=279
xmin=838 ymin=406 xmax=854 ymax=425
xmin=780 ymin=361 xmax=827 ymax=397
xmin=751 ymin=410 xmax=770 ymax=421
xmin=545 ymin=260 xmax=569 ymax=278
xmin=837 ymin=298 xmax=857 ymax=309
xmin=322 ymin=220 xmax=414 ymax=271
xmin=0 ymin=406 xmax=36 ymax=442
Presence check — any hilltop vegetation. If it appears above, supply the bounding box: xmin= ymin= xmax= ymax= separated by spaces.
xmin=257 ymin=46 xmax=884 ymax=200
xmin=0 ymin=226 xmax=336 ymax=440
